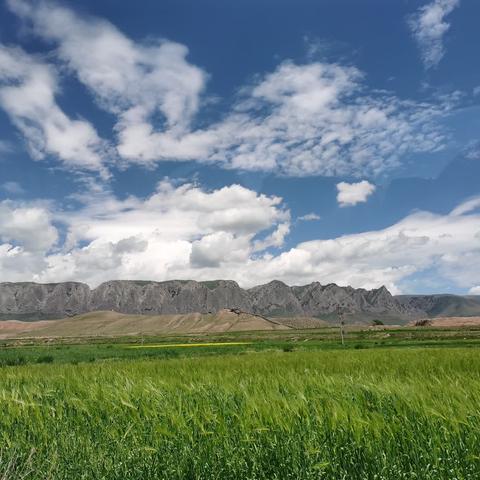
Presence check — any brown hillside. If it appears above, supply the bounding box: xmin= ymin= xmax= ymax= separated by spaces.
xmin=0 ymin=309 xmax=289 ymax=339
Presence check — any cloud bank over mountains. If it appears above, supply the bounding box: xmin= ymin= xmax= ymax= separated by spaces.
xmin=0 ymin=180 xmax=478 ymax=294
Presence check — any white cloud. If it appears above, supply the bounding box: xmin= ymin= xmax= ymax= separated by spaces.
xmin=450 ymin=196 xmax=480 ymax=216
xmin=336 ymin=180 xmax=376 ymax=207
xmin=42 ymin=181 xmax=289 ymax=286
xmin=0 ymin=45 xmax=108 ymax=174
xmin=7 ymin=0 xmax=450 ymax=177
xmin=1 ymin=181 xmax=24 ymax=195
xmin=253 ymin=222 xmax=291 ymax=252
xmin=61 ymin=181 xmax=288 ymax=243
xmin=0 ymin=200 xmax=58 ymax=282
xmin=0 ymin=182 xmax=289 ymax=285
xmin=469 ymin=286 xmax=480 ymax=295
xmin=236 ymin=199 xmax=480 ymax=293
xmin=207 ymin=62 xmax=448 ymax=177
xmin=0 ymin=201 xmax=58 ymax=252
xmin=298 ymin=213 xmax=321 ymax=221
xmin=0 ymin=183 xmax=478 ymax=295
xmin=408 ymin=0 xmax=460 ymax=70
xmin=190 ymin=232 xmax=250 ymax=268
xmin=7 ymin=0 xmax=207 ymax=167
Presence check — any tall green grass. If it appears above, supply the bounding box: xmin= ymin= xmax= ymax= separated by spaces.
xmin=0 ymin=348 xmax=479 ymax=479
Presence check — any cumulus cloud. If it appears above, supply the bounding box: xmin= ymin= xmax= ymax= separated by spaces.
xmin=0 ymin=201 xmax=58 ymax=252
xmin=408 ymin=0 xmax=460 ymax=70
xmin=190 ymin=232 xmax=250 ymax=268
xmin=41 ymin=181 xmax=289 ymax=286
xmin=0 ymin=200 xmax=58 ymax=281
xmin=0 ymin=183 xmax=479 ymax=295
xmin=0 ymin=182 xmax=289 ymax=284
xmin=469 ymin=286 xmax=480 ymax=295
xmin=6 ymin=0 xmax=450 ymax=177
xmin=238 ymin=200 xmax=480 ymax=293
xmin=0 ymin=45 xmax=107 ymax=173
xmin=253 ymin=222 xmax=291 ymax=252
xmin=336 ymin=180 xmax=376 ymax=207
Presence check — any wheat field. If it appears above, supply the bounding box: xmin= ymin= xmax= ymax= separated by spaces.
xmin=0 ymin=348 xmax=479 ymax=479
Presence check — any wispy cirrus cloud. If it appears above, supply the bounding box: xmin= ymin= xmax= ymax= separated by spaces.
xmin=298 ymin=213 xmax=321 ymax=222
xmin=0 ymin=139 xmax=14 ymax=154
xmin=408 ymin=0 xmax=460 ymax=70
xmin=1 ymin=181 xmax=25 ymax=195
xmin=5 ymin=0 xmax=453 ymax=179
xmin=0 ymin=44 xmax=109 ymax=175
xmin=208 ymin=61 xmax=449 ymax=177
xmin=7 ymin=0 xmax=208 ymax=165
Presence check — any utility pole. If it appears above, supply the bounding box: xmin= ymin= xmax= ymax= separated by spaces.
xmin=337 ymin=306 xmax=346 ymax=346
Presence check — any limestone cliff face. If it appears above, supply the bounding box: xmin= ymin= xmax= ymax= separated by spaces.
xmin=1 ymin=279 xmax=473 ymax=321
xmin=89 ymin=280 xmax=252 ymax=315
xmin=248 ymin=281 xmax=304 ymax=316
xmin=0 ymin=282 xmax=90 ymax=320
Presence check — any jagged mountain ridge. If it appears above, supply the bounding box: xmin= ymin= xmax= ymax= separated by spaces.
xmin=0 ymin=279 xmax=429 ymax=322
xmin=396 ymin=295 xmax=480 ymax=318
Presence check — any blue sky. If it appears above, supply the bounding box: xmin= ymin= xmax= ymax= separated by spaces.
xmin=0 ymin=0 xmax=479 ymax=294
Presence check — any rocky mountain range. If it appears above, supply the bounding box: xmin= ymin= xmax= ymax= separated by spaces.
xmin=0 ymin=280 xmax=479 ymax=323
xmin=396 ymin=294 xmax=480 ymax=318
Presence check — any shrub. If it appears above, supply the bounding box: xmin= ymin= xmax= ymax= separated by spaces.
xmin=414 ymin=319 xmax=432 ymax=327
xmin=36 ymin=355 xmax=54 ymax=364
xmin=5 ymin=356 xmax=26 ymax=367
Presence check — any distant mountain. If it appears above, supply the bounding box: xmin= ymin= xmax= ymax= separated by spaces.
xmin=396 ymin=295 xmax=480 ymax=318
xmin=0 ymin=280 xmax=479 ymax=323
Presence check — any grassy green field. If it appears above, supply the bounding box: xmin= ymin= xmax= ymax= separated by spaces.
xmin=0 ymin=337 xmax=480 ymax=479
xmin=1 ymin=324 xmax=480 ymax=367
